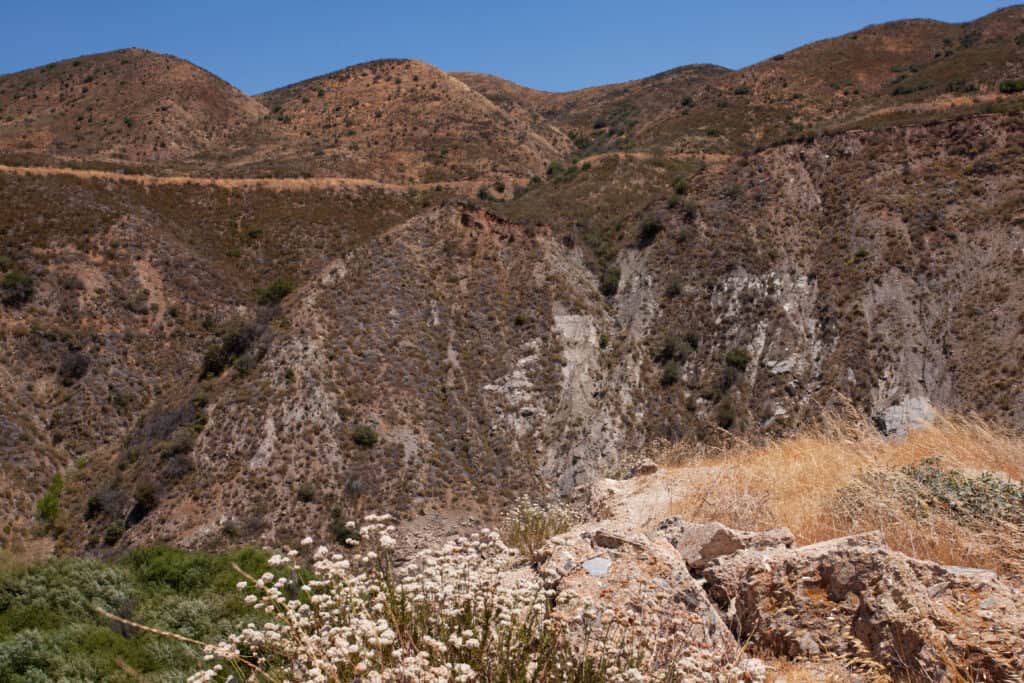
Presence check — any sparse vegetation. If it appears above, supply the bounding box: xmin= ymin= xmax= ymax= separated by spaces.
xmin=999 ymin=79 xmax=1024 ymax=94
xmin=256 ymin=278 xmax=294 ymax=305
xmin=35 ymin=475 xmax=62 ymax=530
xmin=0 ymin=269 xmax=33 ymax=306
xmin=352 ymin=424 xmax=379 ymax=448
xmin=599 ymin=264 xmax=621 ymax=296
xmin=659 ymin=413 xmax=1024 ymax=574
xmin=500 ymin=496 xmax=577 ymax=563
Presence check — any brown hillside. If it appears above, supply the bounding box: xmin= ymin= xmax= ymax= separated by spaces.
xmin=0 ymin=48 xmax=265 ymax=164
xmin=232 ymin=59 xmax=571 ymax=182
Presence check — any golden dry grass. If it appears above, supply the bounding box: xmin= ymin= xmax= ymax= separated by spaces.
xmin=656 ymin=410 xmax=1024 ymax=573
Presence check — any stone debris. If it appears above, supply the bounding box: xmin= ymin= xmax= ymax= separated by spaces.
xmin=655 ymin=517 xmax=794 ymax=570
xmin=702 ymin=531 xmax=1024 ymax=680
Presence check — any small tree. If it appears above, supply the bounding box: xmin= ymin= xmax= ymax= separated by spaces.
xmin=1 ymin=269 xmax=33 ymax=306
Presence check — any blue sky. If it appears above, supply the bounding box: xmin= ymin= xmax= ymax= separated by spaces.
xmin=0 ymin=1 xmax=1013 ymax=93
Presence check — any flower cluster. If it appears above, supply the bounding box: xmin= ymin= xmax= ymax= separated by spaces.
xmin=500 ymin=495 xmax=580 ymax=563
xmin=189 ymin=514 xmax=757 ymax=682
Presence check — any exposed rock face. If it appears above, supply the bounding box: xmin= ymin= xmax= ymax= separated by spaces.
xmin=537 ymin=525 xmax=763 ymax=681
xmin=702 ymin=532 xmax=1024 ymax=681
xmin=655 ymin=517 xmax=794 ymax=570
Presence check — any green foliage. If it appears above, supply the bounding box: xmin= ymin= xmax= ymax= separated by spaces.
xmin=999 ymin=79 xmax=1024 ymax=94
xmin=352 ymin=424 xmax=379 ymax=448
xmin=0 ymin=546 xmax=269 ymax=682
xmin=329 ymin=506 xmax=360 ymax=545
xmin=57 ymin=350 xmax=90 ymax=386
xmin=103 ymin=522 xmax=124 ymax=546
xmin=0 ymin=269 xmax=33 ymax=306
xmin=35 ymin=475 xmax=62 ymax=529
xmin=200 ymin=318 xmax=263 ymax=378
xmin=638 ymin=219 xmax=664 ymax=245
xmin=660 ymin=361 xmax=681 ymax=386
xmin=900 ymin=458 xmax=1024 ymax=524
xmin=725 ymin=347 xmax=752 ymax=371
xmin=716 ymin=401 xmax=736 ymax=429
xmin=256 ymin=278 xmax=294 ymax=305
xmin=732 ymin=85 xmax=750 ymax=95
xmin=599 ymin=264 xmax=621 ymax=296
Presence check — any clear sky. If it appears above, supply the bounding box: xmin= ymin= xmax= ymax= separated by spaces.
xmin=0 ymin=1 xmax=1013 ymax=94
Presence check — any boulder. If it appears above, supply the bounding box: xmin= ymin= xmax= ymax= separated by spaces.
xmin=537 ymin=525 xmax=763 ymax=681
xmin=656 ymin=517 xmax=794 ymax=570
xmin=703 ymin=532 xmax=1024 ymax=681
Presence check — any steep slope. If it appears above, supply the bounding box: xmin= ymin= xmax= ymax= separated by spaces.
xmin=0 ymin=168 xmax=428 ymax=540
xmin=231 ymin=59 xmax=571 ymax=182
xmin=0 ymin=48 xmax=265 ymax=165
xmin=60 ymin=204 xmax=644 ymax=549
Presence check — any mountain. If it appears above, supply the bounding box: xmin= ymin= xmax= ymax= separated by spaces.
xmin=0 ymin=48 xmax=265 ymax=165
xmin=242 ymin=59 xmax=571 ymax=182
xmin=0 ymin=7 xmax=1023 ymax=553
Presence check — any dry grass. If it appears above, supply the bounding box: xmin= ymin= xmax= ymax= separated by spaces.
xmin=656 ymin=410 xmax=1024 ymax=573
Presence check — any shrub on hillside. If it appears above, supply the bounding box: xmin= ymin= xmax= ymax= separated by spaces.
xmin=599 ymin=264 xmax=621 ymax=296
xmin=256 ymin=278 xmax=294 ymax=305
xmin=660 ymin=361 xmax=681 ymax=386
xmin=999 ymin=79 xmax=1024 ymax=94
xmin=352 ymin=424 xmax=378 ymax=448
xmin=0 ymin=269 xmax=33 ymax=306
xmin=57 ymin=350 xmax=90 ymax=386
xmin=500 ymin=496 xmax=577 ymax=563
xmin=36 ymin=475 xmax=62 ymax=529
xmin=725 ymin=347 xmax=751 ymax=371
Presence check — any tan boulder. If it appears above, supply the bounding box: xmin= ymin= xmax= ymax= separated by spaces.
xmin=537 ymin=525 xmax=764 ymax=681
xmin=655 ymin=517 xmax=794 ymax=570
xmin=703 ymin=532 xmax=1024 ymax=681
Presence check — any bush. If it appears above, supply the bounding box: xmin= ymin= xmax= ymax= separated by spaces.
xmin=732 ymin=85 xmax=750 ymax=95
xmin=599 ymin=264 xmax=621 ymax=296
xmin=329 ymin=506 xmax=360 ymax=545
xmin=256 ymin=278 xmax=294 ymax=305
xmin=0 ymin=270 xmax=33 ymax=306
xmin=36 ymin=475 xmax=62 ymax=528
xmin=103 ymin=522 xmax=125 ymax=546
xmin=999 ymin=79 xmax=1024 ymax=94
xmin=716 ymin=401 xmax=736 ymax=429
xmin=660 ymin=361 xmax=681 ymax=386
xmin=296 ymin=482 xmax=315 ymax=503
xmin=725 ymin=347 xmax=752 ymax=371
xmin=57 ymin=351 xmax=90 ymax=386
xmin=672 ymin=177 xmax=689 ymax=195
xmin=500 ymin=497 xmax=576 ymax=563
xmin=200 ymin=318 xmax=262 ymax=378
xmin=638 ymin=220 xmax=663 ymax=246
xmin=352 ymin=425 xmax=378 ymax=448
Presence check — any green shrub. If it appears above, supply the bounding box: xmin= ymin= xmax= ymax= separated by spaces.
xmin=665 ymin=280 xmax=681 ymax=298
xmin=999 ymin=79 xmax=1024 ymax=94
xmin=329 ymin=506 xmax=360 ymax=544
xmin=256 ymin=278 xmax=294 ymax=305
xmin=725 ymin=347 xmax=752 ymax=371
xmin=36 ymin=475 xmax=62 ymax=528
xmin=104 ymin=522 xmax=125 ymax=546
xmin=672 ymin=177 xmax=689 ymax=195
xmin=296 ymin=482 xmax=315 ymax=503
xmin=732 ymin=85 xmax=750 ymax=95
xmin=0 ymin=270 xmax=33 ymax=306
xmin=57 ymin=351 xmax=90 ymax=386
xmin=660 ymin=361 xmax=681 ymax=386
xmin=716 ymin=401 xmax=736 ymax=429
xmin=352 ymin=424 xmax=378 ymax=448
xmin=638 ymin=220 xmax=663 ymax=245
xmin=599 ymin=264 xmax=621 ymax=296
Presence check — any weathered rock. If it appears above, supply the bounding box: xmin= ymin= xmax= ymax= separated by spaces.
xmin=627 ymin=458 xmax=659 ymax=478
xmin=537 ymin=525 xmax=762 ymax=681
xmin=656 ymin=517 xmax=794 ymax=570
xmin=703 ymin=532 xmax=1024 ymax=681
